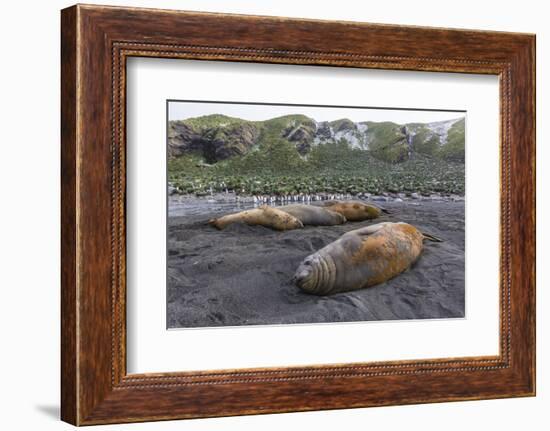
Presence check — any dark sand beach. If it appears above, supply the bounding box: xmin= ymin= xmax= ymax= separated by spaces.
xmin=167 ymin=199 xmax=465 ymax=329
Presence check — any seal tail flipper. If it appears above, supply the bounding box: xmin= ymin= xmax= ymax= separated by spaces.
xmin=380 ymin=207 xmax=391 ymax=214
xmin=422 ymin=232 xmax=443 ymax=242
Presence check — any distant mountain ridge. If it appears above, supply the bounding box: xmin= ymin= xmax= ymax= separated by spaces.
xmin=168 ymin=113 xmax=465 ymax=164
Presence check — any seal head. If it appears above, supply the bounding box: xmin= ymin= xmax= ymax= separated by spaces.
xmin=293 ymin=252 xmax=338 ymax=295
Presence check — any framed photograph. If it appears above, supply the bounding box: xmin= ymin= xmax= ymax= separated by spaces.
xmin=61 ymin=4 xmax=535 ymax=425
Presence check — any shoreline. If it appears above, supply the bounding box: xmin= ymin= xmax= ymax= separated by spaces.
xmin=168 ymin=191 xmax=465 ymax=218
xmin=169 ymin=190 xmax=465 ymax=204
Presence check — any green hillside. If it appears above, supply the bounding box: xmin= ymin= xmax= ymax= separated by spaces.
xmin=168 ymin=113 xmax=465 ymax=196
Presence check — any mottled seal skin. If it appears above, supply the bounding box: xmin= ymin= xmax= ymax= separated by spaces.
xmin=294 ymin=222 xmax=431 ymax=295
xmin=321 ymin=200 xmax=387 ymax=221
xmin=278 ymin=204 xmax=347 ymax=226
xmin=209 ymin=205 xmax=303 ymax=231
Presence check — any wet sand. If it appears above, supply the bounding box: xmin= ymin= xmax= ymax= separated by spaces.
xmin=167 ymin=200 xmax=465 ymax=328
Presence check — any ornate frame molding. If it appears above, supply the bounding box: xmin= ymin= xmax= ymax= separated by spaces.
xmin=61 ymin=5 xmax=535 ymax=425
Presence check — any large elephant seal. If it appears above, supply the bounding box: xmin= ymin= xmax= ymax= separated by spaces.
xmin=321 ymin=200 xmax=388 ymax=221
xmin=278 ymin=204 xmax=347 ymax=226
xmin=293 ymin=222 xmax=441 ymax=295
xmin=209 ymin=205 xmax=303 ymax=231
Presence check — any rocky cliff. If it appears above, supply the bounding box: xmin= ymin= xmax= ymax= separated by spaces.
xmin=168 ymin=113 xmax=465 ymax=164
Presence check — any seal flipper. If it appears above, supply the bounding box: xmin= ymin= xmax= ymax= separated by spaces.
xmin=208 ymin=218 xmax=223 ymax=230
xmin=347 ymin=223 xmax=387 ymax=237
xmin=422 ymin=232 xmax=443 ymax=242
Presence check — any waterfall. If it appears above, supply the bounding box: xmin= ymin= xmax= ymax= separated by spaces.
xmin=403 ymin=126 xmax=414 ymax=160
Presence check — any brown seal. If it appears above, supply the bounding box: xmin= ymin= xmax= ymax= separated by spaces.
xmin=278 ymin=204 xmax=347 ymax=226
xmin=293 ymin=222 xmax=441 ymax=295
xmin=321 ymin=200 xmax=387 ymax=221
xmin=209 ymin=205 xmax=303 ymax=231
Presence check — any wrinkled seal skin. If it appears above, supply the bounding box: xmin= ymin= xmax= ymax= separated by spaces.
xmin=209 ymin=205 xmax=303 ymax=231
xmin=279 ymin=204 xmax=347 ymax=226
xmin=322 ymin=200 xmax=386 ymax=221
xmin=294 ymin=222 xmax=424 ymax=295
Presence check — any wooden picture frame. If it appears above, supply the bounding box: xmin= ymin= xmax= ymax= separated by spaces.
xmin=61 ymin=4 xmax=535 ymax=425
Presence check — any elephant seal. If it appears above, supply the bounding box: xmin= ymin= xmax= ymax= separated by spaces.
xmin=293 ymin=222 xmax=441 ymax=295
xmin=321 ymin=200 xmax=388 ymax=221
xmin=278 ymin=204 xmax=347 ymax=226
xmin=209 ymin=205 xmax=303 ymax=231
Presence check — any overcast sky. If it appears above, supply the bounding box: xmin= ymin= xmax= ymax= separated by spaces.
xmin=168 ymin=101 xmax=465 ymax=124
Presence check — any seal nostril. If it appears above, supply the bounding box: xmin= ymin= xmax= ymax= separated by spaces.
xmin=293 ymin=269 xmax=310 ymax=284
